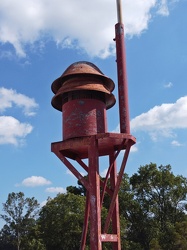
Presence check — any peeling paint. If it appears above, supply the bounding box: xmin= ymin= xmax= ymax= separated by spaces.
xmin=62 ymin=99 xmax=107 ymax=140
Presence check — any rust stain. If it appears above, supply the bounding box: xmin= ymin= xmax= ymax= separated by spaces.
xmin=51 ymin=61 xmax=116 ymax=111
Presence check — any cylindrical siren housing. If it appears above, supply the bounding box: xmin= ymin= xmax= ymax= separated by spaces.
xmin=51 ymin=61 xmax=116 ymax=140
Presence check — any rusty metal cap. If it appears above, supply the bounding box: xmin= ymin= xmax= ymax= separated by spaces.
xmin=51 ymin=90 xmax=116 ymax=111
xmin=51 ymin=61 xmax=115 ymax=94
xmin=51 ymin=75 xmax=116 ymax=111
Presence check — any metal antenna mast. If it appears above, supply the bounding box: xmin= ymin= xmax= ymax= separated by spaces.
xmin=115 ymin=0 xmax=130 ymax=134
xmin=116 ymin=0 xmax=123 ymax=23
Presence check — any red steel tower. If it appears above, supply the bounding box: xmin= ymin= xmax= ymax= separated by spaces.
xmin=51 ymin=1 xmax=136 ymax=249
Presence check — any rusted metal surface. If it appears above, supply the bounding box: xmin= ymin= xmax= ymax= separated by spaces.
xmin=51 ymin=133 xmax=136 ymax=159
xmin=103 ymin=140 xmax=133 ymax=233
xmin=62 ymin=99 xmax=107 ymax=140
xmin=110 ymin=152 xmax=121 ymax=249
xmin=80 ymin=191 xmax=90 ymax=249
xmin=52 ymin=76 xmax=116 ymax=111
xmin=52 ymin=61 xmax=115 ymax=93
xmin=54 ymin=150 xmax=90 ymax=191
xmin=51 ymin=61 xmax=116 ymax=143
xmin=51 ymin=61 xmax=116 ymax=111
xmin=115 ymin=22 xmax=130 ymax=134
xmin=88 ymin=136 xmax=102 ymax=250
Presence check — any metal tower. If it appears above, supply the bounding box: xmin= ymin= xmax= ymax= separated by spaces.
xmin=51 ymin=1 xmax=136 ymax=249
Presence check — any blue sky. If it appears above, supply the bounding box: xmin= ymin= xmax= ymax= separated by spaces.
xmin=0 ymin=0 xmax=187 ymax=228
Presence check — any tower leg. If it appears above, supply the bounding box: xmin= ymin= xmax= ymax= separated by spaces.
xmin=110 ymin=152 xmax=121 ymax=250
xmin=80 ymin=191 xmax=90 ymax=250
xmin=89 ymin=136 xmax=102 ymax=250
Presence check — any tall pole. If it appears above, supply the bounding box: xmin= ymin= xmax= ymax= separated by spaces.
xmin=115 ymin=0 xmax=130 ymax=134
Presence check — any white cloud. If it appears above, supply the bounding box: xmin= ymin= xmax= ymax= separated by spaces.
xmin=164 ymin=82 xmax=173 ymax=88
xmin=123 ymin=0 xmax=156 ymax=37
xmin=66 ymin=169 xmax=74 ymax=177
xmin=21 ymin=176 xmax=51 ymax=187
xmin=157 ymin=0 xmax=169 ymax=16
xmin=0 ymin=116 xmax=33 ymax=145
xmin=157 ymin=0 xmax=179 ymax=16
xmin=0 ymin=87 xmax=38 ymax=116
xmin=171 ymin=140 xmax=183 ymax=147
xmin=0 ymin=50 xmax=14 ymax=59
xmin=40 ymin=200 xmax=47 ymax=207
xmin=131 ymin=144 xmax=138 ymax=152
xmin=100 ymin=168 xmax=108 ymax=178
xmin=0 ymin=0 xmax=175 ymax=58
xmin=45 ymin=187 xmax=66 ymax=194
xmin=66 ymin=169 xmax=86 ymax=177
xmin=0 ymin=88 xmax=38 ymax=146
xmin=131 ymin=96 xmax=187 ymax=141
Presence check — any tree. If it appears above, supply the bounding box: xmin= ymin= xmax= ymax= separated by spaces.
xmin=0 ymin=192 xmax=40 ymax=250
xmin=172 ymin=220 xmax=187 ymax=249
xmin=66 ymin=178 xmax=87 ymax=196
xmin=0 ymin=225 xmax=16 ymax=250
xmin=120 ymin=163 xmax=187 ymax=250
xmin=39 ymin=192 xmax=86 ymax=250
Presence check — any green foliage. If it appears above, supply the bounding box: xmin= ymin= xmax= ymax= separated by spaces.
xmin=120 ymin=163 xmax=187 ymax=249
xmin=0 ymin=192 xmax=40 ymax=250
xmin=172 ymin=220 xmax=187 ymax=249
xmin=0 ymin=225 xmax=16 ymax=250
xmin=38 ymin=192 xmax=86 ymax=250
xmin=66 ymin=178 xmax=87 ymax=197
